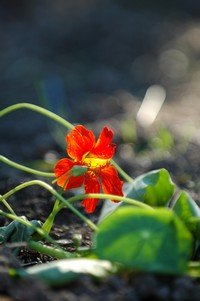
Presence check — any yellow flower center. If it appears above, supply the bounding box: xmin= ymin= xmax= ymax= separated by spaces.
xmin=82 ymin=153 xmax=109 ymax=169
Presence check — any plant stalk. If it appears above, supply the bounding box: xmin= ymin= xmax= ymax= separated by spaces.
xmin=42 ymin=198 xmax=62 ymax=234
xmin=0 ymin=195 xmax=16 ymax=215
xmin=111 ymin=159 xmax=134 ymax=183
xmin=28 ymin=240 xmax=75 ymax=259
xmin=0 ymin=102 xmax=74 ymax=130
xmin=67 ymin=193 xmax=153 ymax=210
xmin=0 ymin=155 xmax=54 ymax=178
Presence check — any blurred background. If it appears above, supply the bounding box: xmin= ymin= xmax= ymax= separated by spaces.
xmin=1 ymin=0 xmax=200 ymax=191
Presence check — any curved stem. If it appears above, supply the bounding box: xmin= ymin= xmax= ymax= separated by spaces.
xmin=67 ymin=193 xmax=153 ymax=210
xmin=0 ymin=155 xmax=54 ymax=178
xmin=0 ymin=180 xmax=98 ymax=232
xmin=0 ymin=195 xmax=16 ymax=215
xmin=42 ymin=198 xmax=62 ymax=234
xmin=28 ymin=240 xmax=75 ymax=259
xmin=0 ymin=102 xmax=74 ymax=130
xmin=111 ymin=159 xmax=134 ymax=183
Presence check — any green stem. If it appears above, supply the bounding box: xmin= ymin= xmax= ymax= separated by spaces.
xmin=42 ymin=198 xmax=62 ymax=234
xmin=0 ymin=195 xmax=16 ymax=215
xmin=0 ymin=155 xmax=54 ymax=178
xmin=67 ymin=193 xmax=153 ymax=210
xmin=28 ymin=240 xmax=75 ymax=259
xmin=0 ymin=180 xmax=98 ymax=232
xmin=0 ymin=102 xmax=74 ymax=130
xmin=111 ymin=159 xmax=134 ymax=183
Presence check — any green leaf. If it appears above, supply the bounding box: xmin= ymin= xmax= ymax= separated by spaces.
xmin=172 ymin=191 xmax=200 ymax=259
xmin=188 ymin=217 xmax=200 ymax=239
xmin=187 ymin=217 xmax=200 ymax=260
xmin=126 ymin=168 xmax=175 ymax=207
xmin=70 ymin=165 xmax=88 ymax=177
xmin=20 ymin=259 xmax=115 ymax=287
xmin=95 ymin=206 xmax=193 ymax=275
xmin=98 ymin=170 xmax=175 ymax=222
xmin=0 ymin=218 xmax=42 ymax=254
xmin=0 ymin=226 xmax=7 ymax=243
xmin=172 ymin=191 xmax=200 ymax=235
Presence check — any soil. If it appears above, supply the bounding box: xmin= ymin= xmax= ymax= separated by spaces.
xmin=1 ymin=1 xmax=200 ymax=300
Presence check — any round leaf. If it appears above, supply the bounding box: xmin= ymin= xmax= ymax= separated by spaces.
xmin=173 ymin=191 xmax=200 ymax=218
xmin=126 ymin=168 xmax=175 ymax=207
xmin=95 ymin=207 xmax=193 ymax=275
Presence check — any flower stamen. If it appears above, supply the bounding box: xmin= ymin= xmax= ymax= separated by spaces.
xmin=82 ymin=153 xmax=109 ymax=169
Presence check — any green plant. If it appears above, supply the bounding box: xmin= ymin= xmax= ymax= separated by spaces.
xmin=1 ymin=102 xmax=200 ymax=287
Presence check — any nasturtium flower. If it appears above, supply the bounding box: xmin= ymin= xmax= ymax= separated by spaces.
xmin=54 ymin=125 xmax=124 ymax=213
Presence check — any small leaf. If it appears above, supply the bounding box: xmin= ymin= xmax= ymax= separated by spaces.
xmin=172 ymin=191 xmax=200 ymax=235
xmin=98 ymin=171 xmax=174 ymax=223
xmin=126 ymin=168 xmax=175 ymax=207
xmin=70 ymin=165 xmax=88 ymax=177
xmin=0 ymin=227 xmax=7 ymax=244
xmin=188 ymin=218 xmax=200 ymax=239
xmin=0 ymin=218 xmax=42 ymax=254
xmin=172 ymin=191 xmax=200 ymax=260
xmin=185 ymin=217 xmax=200 ymax=259
xmin=95 ymin=206 xmax=193 ymax=275
xmin=20 ymin=259 xmax=115 ymax=287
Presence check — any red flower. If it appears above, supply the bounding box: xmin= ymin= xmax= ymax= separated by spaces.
xmin=54 ymin=125 xmax=124 ymax=213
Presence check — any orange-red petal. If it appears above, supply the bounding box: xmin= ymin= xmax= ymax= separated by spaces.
xmin=65 ymin=174 xmax=84 ymax=190
xmin=54 ymin=158 xmax=73 ymax=179
xmin=92 ymin=126 xmax=116 ymax=159
xmin=100 ymin=166 xmax=123 ymax=201
xmin=82 ymin=173 xmax=100 ymax=213
xmin=66 ymin=125 xmax=95 ymax=161
xmin=54 ymin=158 xmax=84 ymax=190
